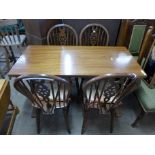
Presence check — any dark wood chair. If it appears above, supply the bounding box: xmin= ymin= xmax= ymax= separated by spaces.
xmin=117 ymin=19 xmax=154 ymax=56
xmin=14 ymin=74 xmax=72 ymax=134
xmin=132 ymin=38 xmax=155 ymax=127
xmin=81 ymin=73 xmax=137 ymax=134
xmin=79 ymin=23 xmax=109 ymax=46
xmin=47 ymin=24 xmax=78 ymax=45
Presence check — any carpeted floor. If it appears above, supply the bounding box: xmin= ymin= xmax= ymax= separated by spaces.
xmin=10 ymin=79 xmax=155 ymax=135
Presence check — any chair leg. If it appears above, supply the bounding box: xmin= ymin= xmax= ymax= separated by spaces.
xmin=110 ymin=109 xmax=115 ymax=133
xmin=9 ymin=100 xmax=19 ymax=112
xmin=0 ymin=68 xmax=4 ymax=78
xmin=3 ymin=47 xmax=11 ymax=70
xmin=6 ymin=101 xmax=20 ymax=135
xmin=76 ymin=77 xmax=84 ymax=103
xmin=63 ymin=108 xmax=71 ymax=134
xmin=23 ymin=39 xmax=28 ymax=46
xmin=17 ymin=45 xmax=23 ymax=55
xmin=66 ymin=103 xmax=70 ymax=115
xmin=81 ymin=110 xmax=88 ymax=134
xmin=36 ymin=108 xmax=41 ymax=134
xmin=8 ymin=46 xmax=16 ymax=63
xmin=131 ymin=109 xmax=145 ymax=127
xmin=75 ymin=77 xmax=80 ymax=94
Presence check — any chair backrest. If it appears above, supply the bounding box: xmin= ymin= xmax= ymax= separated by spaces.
xmin=14 ymin=74 xmax=71 ymax=113
xmin=137 ymin=26 xmax=154 ymax=68
xmin=117 ymin=19 xmax=154 ymax=56
xmin=141 ymin=38 xmax=155 ymax=88
xmin=82 ymin=73 xmax=137 ymax=112
xmin=79 ymin=23 xmax=109 ymax=46
xmin=0 ymin=19 xmax=23 ymax=46
xmin=47 ymin=24 xmax=78 ymax=45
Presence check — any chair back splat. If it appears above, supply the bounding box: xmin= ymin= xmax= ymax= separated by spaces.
xmin=79 ymin=23 xmax=109 ymax=46
xmin=47 ymin=24 xmax=78 ymax=45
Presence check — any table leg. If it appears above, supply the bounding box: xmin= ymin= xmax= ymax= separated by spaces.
xmin=31 ymin=107 xmax=36 ymax=118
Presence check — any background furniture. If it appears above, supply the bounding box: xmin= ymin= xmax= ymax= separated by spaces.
xmin=47 ymin=24 xmax=78 ymax=45
xmin=23 ymin=19 xmax=121 ymax=45
xmin=23 ymin=19 xmax=61 ymax=44
xmin=117 ymin=19 xmax=154 ymax=56
xmin=8 ymin=46 xmax=146 ymax=78
xmin=14 ymin=74 xmax=71 ymax=134
xmin=132 ymin=38 xmax=155 ymax=127
xmin=63 ymin=19 xmax=121 ymax=45
xmin=81 ymin=73 xmax=137 ymax=134
xmin=0 ymin=79 xmax=19 ymax=134
xmin=0 ymin=49 xmax=10 ymax=77
xmin=0 ymin=19 xmax=26 ymax=64
xmin=79 ymin=23 xmax=109 ymax=46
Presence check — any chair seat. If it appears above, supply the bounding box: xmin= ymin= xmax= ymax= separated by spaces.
xmin=33 ymin=91 xmax=69 ymax=114
xmin=85 ymin=88 xmax=121 ymax=114
xmin=0 ymin=34 xmax=26 ymax=46
xmin=136 ymin=80 xmax=155 ymax=112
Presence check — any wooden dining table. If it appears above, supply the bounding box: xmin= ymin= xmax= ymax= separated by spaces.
xmin=8 ymin=45 xmax=146 ymax=78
